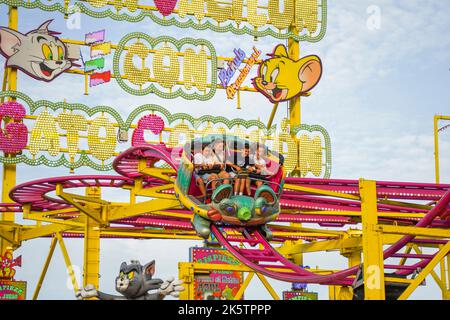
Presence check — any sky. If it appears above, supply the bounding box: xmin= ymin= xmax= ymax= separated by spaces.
xmin=1 ymin=0 xmax=450 ymax=300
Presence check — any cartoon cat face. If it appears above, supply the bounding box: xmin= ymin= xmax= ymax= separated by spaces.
xmin=253 ymin=44 xmax=322 ymax=103
xmin=0 ymin=20 xmax=72 ymax=82
xmin=208 ymin=184 xmax=280 ymax=226
xmin=115 ymin=260 xmax=163 ymax=299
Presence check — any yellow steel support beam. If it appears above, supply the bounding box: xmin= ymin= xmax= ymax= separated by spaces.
xmin=359 ymin=179 xmax=385 ymax=300
xmin=82 ymin=187 xmax=101 ymax=289
xmin=108 ymin=198 xmax=180 ymax=221
xmin=1 ymin=6 xmax=18 ymax=255
xmin=19 ymin=218 xmax=84 ymax=241
xmin=439 ymin=244 xmax=449 ymax=300
xmin=411 ymin=244 xmax=447 ymax=297
xmin=178 ymin=262 xmax=195 ymax=300
xmin=56 ymin=184 xmax=107 ymax=226
xmin=0 ymin=227 xmax=18 ymax=247
xmin=255 ymin=273 xmax=280 ymax=300
xmin=398 ymin=241 xmax=450 ymax=300
xmin=33 ymin=236 xmax=58 ymax=300
xmin=133 ymin=184 xmax=177 ymax=200
xmin=233 ymin=272 xmax=254 ymax=300
xmin=376 ymin=225 xmax=450 ymax=239
xmin=399 ymin=244 xmax=413 ymax=266
xmin=288 ymin=22 xmax=301 ymax=131
xmin=56 ymin=232 xmax=80 ymax=295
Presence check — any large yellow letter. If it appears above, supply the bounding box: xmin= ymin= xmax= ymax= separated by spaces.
xmin=112 ymin=0 xmax=138 ymax=12
xmin=206 ymin=0 xmax=232 ymax=23
xmin=247 ymin=0 xmax=267 ymax=28
xmin=295 ymin=0 xmax=318 ymax=33
xmin=153 ymin=46 xmax=180 ymax=89
xmin=183 ymin=48 xmax=207 ymax=91
xmin=86 ymin=0 xmax=109 ymax=8
xmin=231 ymin=0 xmax=244 ymax=25
xmin=29 ymin=110 xmax=60 ymax=157
xmin=268 ymin=0 xmax=294 ymax=30
xmin=124 ymin=42 xmax=151 ymax=87
xmin=167 ymin=123 xmax=194 ymax=148
xmin=298 ymin=134 xmax=322 ymax=177
xmin=57 ymin=112 xmax=88 ymax=160
xmin=178 ymin=0 xmax=205 ymax=22
xmin=88 ymin=116 xmax=116 ymax=161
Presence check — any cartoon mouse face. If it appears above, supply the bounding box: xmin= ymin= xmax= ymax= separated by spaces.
xmin=0 ymin=20 xmax=72 ymax=82
xmin=208 ymin=184 xmax=280 ymax=226
xmin=253 ymin=44 xmax=322 ymax=103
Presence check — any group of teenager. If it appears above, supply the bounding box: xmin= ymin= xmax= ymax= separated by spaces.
xmin=193 ymin=139 xmax=269 ymax=201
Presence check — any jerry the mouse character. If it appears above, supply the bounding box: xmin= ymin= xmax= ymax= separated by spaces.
xmin=252 ymin=44 xmax=322 ymax=103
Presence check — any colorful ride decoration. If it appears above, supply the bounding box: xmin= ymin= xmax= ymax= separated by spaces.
xmin=253 ymin=44 xmax=322 ymax=103
xmin=0 ymin=20 xmax=78 ymax=82
xmin=113 ymin=32 xmax=216 ymax=100
xmin=0 ymin=91 xmax=332 ymax=177
xmin=2 ymin=0 xmax=327 ymax=42
xmin=175 ymin=134 xmax=284 ymax=239
xmin=0 ymin=251 xmax=26 ymax=300
xmin=190 ymin=247 xmax=243 ymax=300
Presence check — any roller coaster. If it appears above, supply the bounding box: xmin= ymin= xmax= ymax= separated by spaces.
xmin=3 ymin=138 xmax=449 ymax=300
xmin=0 ymin=1 xmax=449 ymax=301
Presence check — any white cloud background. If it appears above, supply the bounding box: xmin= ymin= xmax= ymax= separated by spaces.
xmin=1 ymin=0 xmax=449 ymax=300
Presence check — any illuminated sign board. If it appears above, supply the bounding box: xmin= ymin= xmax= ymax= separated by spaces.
xmin=0 ymin=91 xmax=332 ymax=177
xmin=113 ymin=33 xmax=217 ymax=100
xmin=190 ymin=247 xmax=243 ymax=300
xmin=3 ymin=0 xmax=327 ymax=42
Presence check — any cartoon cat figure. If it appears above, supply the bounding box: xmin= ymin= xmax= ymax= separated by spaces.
xmin=0 ymin=20 xmax=73 ymax=82
xmin=76 ymin=260 xmax=184 ymax=300
xmin=253 ymin=44 xmax=322 ymax=103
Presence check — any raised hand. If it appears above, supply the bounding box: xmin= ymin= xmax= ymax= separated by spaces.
xmin=157 ymin=277 xmax=185 ymax=298
xmin=76 ymin=284 xmax=98 ymax=300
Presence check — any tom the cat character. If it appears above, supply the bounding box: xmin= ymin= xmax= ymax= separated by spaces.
xmin=0 ymin=20 xmax=74 ymax=82
xmin=76 ymin=260 xmax=184 ymax=300
xmin=252 ymin=44 xmax=322 ymax=103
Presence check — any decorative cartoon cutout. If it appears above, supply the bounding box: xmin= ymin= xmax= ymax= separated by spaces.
xmin=0 ymin=20 xmax=74 ymax=82
xmin=253 ymin=44 xmax=322 ymax=103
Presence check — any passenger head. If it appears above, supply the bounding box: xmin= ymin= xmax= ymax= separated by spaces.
xmin=256 ymin=144 xmax=266 ymax=157
xmin=214 ymin=139 xmax=224 ymax=153
xmin=243 ymin=143 xmax=250 ymax=156
xmin=203 ymin=145 xmax=212 ymax=156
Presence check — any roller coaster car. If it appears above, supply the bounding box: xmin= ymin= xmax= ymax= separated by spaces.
xmin=174 ymin=134 xmax=285 ymax=240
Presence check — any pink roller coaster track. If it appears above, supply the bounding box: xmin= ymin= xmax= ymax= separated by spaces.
xmin=3 ymin=144 xmax=450 ymax=285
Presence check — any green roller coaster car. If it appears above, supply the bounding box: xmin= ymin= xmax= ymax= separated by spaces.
xmin=174 ymin=134 xmax=285 ymax=240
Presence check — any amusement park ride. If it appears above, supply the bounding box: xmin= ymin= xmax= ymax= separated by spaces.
xmin=0 ymin=0 xmax=449 ymax=301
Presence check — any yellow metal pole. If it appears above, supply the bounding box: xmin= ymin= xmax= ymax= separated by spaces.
xmin=267 ymin=103 xmax=279 ymax=129
xmin=178 ymin=263 xmax=195 ymax=300
xmin=288 ymin=25 xmax=301 ymax=131
xmin=255 ymin=273 xmax=280 ymax=300
xmin=56 ymin=232 xmax=80 ymax=294
xmin=359 ymin=179 xmax=385 ymax=300
xmin=434 ymin=115 xmax=440 ymax=183
xmin=234 ymin=272 xmax=254 ymax=300
xmin=83 ymin=187 xmax=101 ymax=289
xmin=1 ymin=6 xmax=18 ymax=256
xmin=439 ymin=245 xmax=448 ymax=300
xmin=32 ymin=236 xmax=58 ymax=300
